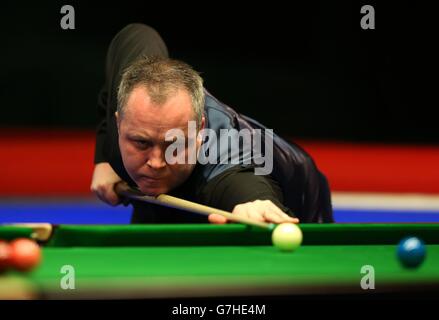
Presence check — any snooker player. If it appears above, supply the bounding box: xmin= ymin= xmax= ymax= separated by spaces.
xmin=90 ymin=24 xmax=333 ymax=224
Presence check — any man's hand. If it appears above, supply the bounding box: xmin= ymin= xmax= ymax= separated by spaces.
xmin=90 ymin=162 xmax=123 ymax=206
xmin=208 ymin=200 xmax=299 ymax=224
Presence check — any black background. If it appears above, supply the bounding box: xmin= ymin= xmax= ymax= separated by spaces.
xmin=1 ymin=1 xmax=436 ymax=142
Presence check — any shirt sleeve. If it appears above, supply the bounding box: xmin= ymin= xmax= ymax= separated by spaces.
xmin=197 ymin=166 xmax=296 ymax=217
xmin=94 ymin=86 xmax=109 ymax=164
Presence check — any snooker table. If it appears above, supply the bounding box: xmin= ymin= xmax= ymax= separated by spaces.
xmin=1 ymin=223 xmax=439 ymax=300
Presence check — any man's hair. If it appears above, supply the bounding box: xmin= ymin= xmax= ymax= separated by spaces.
xmin=117 ymin=56 xmax=205 ymax=127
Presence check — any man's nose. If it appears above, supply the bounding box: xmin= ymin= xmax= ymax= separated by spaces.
xmin=146 ymin=147 xmax=167 ymax=169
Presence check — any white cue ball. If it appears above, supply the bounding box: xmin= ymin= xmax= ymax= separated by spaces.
xmin=272 ymin=223 xmax=303 ymax=252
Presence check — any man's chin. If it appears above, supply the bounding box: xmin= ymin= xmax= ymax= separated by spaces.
xmin=137 ymin=185 xmax=169 ymax=196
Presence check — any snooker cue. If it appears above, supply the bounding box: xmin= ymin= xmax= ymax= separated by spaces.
xmin=114 ymin=182 xmax=274 ymax=230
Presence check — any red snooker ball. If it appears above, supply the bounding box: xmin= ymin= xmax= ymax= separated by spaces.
xmin=0 ymin=240 xmax=13 ymax=273
xmin=9 ymin=238 xmax=42 ymax=272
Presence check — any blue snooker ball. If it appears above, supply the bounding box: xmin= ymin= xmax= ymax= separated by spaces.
xmin=397 ymin=237 xmax=426 ymax=268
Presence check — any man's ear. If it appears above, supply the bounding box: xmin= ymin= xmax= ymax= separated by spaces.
xmin=200 ymin=115 xmax=206 ymax=130
xmin=115 ymin=111 xmax=120 ymax=132
xmin=197 ymin=116 xmax=206 ymax=143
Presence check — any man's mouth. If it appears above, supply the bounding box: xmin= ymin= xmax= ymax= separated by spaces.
xmin=139 ymin=175 xmax=163 ymax=183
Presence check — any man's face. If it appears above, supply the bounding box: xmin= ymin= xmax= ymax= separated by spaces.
xmin=117 ymin=86 xmax=203 ymax=196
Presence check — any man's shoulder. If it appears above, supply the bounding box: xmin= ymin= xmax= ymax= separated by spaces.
xmin=203 ymin=89 xmax=239 ymax=130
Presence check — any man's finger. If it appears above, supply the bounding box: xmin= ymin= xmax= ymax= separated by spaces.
xmin=264 ymin=201 xmax=298 ymax=223
xmin=248 ymin=210 xmax=266 ymax=222
xmin=105 ymin=189 xmax=121 ymax=206
xmin=98 ymin=184 xmax=120 ymax=206
xmin=208 ymin=213 xmax=228 ymax=224
xmin=262 ymin=211 xmax=286 ymax=224
xmin=233 ymin=205 xmax=252 ymax=220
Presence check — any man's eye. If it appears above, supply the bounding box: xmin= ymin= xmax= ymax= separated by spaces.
xmin=134 ymin=140 xmax=150 ymax=148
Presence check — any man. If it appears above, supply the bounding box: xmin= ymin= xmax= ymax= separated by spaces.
xmin=91 ymin=23 xmax=333 ymax=224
